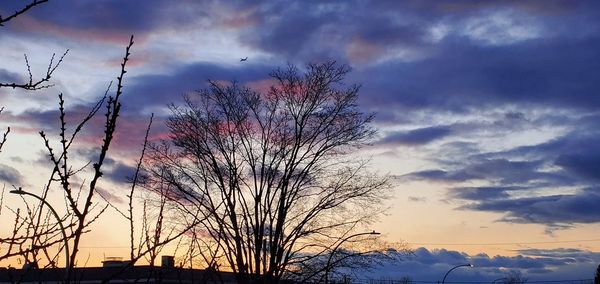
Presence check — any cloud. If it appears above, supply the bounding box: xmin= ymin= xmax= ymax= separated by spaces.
xmin=1 ymin=0 xmax=209 ymax=44
xmin=460 ymin=9 xmax=544 ymax=46
xmin=355 ymin=35 xmax=600 ymax=118
xmin=461 ymin=190 xmax=600 ymax=225
xmin=354 ymin=247 xmax=600 ymax=281
xmin=73 ymin=144 xmax=147 ymax=183
xmin=517 ymin=248 xmax=600 ymax=262
xmin=378 ymin=126 xmax=452 ymax=146
xmin=96 ymin=186 xmax=124 ymax=205
xmin=406 ymin=158 xmax=567 ymax=185
xmin=555 ymin=152 xmax=600 ymax=182
xmin=448 ymin=186 xmax=524 ymax=201
xmin=104 ymin=162 xmax=137 ymax=184
xmin=0 ymin=68 xmax=20 ymax=83
xmin=2 ymin=2 xmax=600 ymax=275
xmin=125 ymin=62 xmax=275 ymax=113
xmin=399 ymin=118 xmax=600 ymax=230
xmin=243 ymin=4 xmax=330 ymax=59
xmin=407 ymin=196 xmax=427 ymax=202
xmin=403 ymin=169 xmax=476 ymax=183
xmin=370 ymin=1 xmax=587 ymax=17
xmin=235 ymin=1 xmax=433 ymax=63
xmin=0 ymin=164 xmax=23 ymax=185
xmin=233 ymin=0 xmax=600 ymax=66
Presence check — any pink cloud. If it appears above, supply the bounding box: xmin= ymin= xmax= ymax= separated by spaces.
xmin=218 ymin=9 xmax=259 ymax=30
xmin=96 ymin=186 xmax=125 ymax=204
xmin=345 ymin=37 xmax=385 ymax=65
xmin=245 ymin=78 xmax=277 ymax=94
xmin=11 ymin=14 xmax=150 ymax=45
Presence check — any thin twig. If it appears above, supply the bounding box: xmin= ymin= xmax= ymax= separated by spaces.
xmin=0 ymin=50 xmax=69 ymax=90
xmin=0 ymin=0 xmax=49 ymax=26
xmin=129 ymin=113 xmax=154 ymax=261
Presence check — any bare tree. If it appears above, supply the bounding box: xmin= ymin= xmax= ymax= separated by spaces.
xmin=0 ymin=36 xmax=135 ymax=284
xmin=0 ymin=1 xmax=71 ymax=270
xmin=89 ymin=113 xmax=206 ymax=284
xmin=595 ymin=264 xmax=600 ymax=284
xmin=1 ymin=3 xmax=193 ymax=282
xmin=147 ymin=61 xmax=390 ymax=283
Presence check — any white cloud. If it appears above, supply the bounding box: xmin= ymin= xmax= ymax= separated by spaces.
xmin=461 ymin=10 xmax=544 ymax=46
xmin=339 ymin=247 xmax=599 ymax=282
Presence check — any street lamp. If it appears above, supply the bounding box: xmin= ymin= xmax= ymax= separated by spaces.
xmin=10 ymin=188 xmax=70 ymax=280
xmin=491 ymin=277 xmax=507 ymax=284
xmin=441 ymin=263 xmax=473 ymax=284
xmin=324 ymin=230 xmax=381 ymax=284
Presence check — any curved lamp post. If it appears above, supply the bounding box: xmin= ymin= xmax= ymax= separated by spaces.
xmin=324 ymin=230 xmax=381 ymax=284
xmin=491 ymin=277 xmax=507 ymax=284
xmin=10 ymin=189 xmax=70 ymax=280
xmin=441 ymin=263 xmax=472 ymax=284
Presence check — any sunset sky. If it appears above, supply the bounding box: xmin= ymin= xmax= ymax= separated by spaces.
xmin=1 ymin=0 xmax=600 ymax=282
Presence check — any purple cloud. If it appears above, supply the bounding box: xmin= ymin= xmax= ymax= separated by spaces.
xmin=124 ymin=62 xmax=276 ymax=113
xmin=352 ymin=247 xmax=600 ymax=282
xmin=378 ymin=126 xmax=452 ymax=146
xmin=402 ymin=122 xmax=600 ymax=229
xmin=0 ymin=164 xmax=23 ymax=185
xmin=462 ymin=190 xmax=600 ymax=225
xmin=448 ymin=186 xmax=524 ymax=201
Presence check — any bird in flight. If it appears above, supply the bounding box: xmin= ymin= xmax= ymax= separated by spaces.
xmin=240 ymin=57 xmax=248 ymax=61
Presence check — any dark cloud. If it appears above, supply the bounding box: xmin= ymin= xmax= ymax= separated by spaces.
xmin=498 ymin=129 xmax=600 ymax=162
xmin=104 ymin=162 xmax=137 ymax=184
xmin=237 ymin=1 xmax=433 ymax=63
xmin=243 ymin=4 xmax=332 ymax=59
xmin=371 ymin=1 xmax=589 ymax=17
xmin=356 ymin=35 xmax=600 ymax=116
xmin=0 ymin=0 xmax=209 ymax=43
xmin=404 ymin=169 xmax=476 ymax=182
xmin=125 ymin=62 xmax=275 ymax=112
xmin=0 ymin=164 xmax=23 ymax=185
xmin=404 ymin=125 xmax=600 ymax=229
xmin=461 ymin=190 xmax=600 ymax=225
xmin=378 ymin=126 xmax=451 ymax=146
xmin=460 ymin=159 xmax=552 ymax=184
xmin=5 ymin=0 xmax=600 ymax=124
xmin=449 ymin=186 xmax=524 ymax=201
xmin=517 ymin=248 xmax=600 ymax=261
xmin=4 ymin=98 xmax=113 ymax=132
xmin=407 ymin=158 xmax=567 ymax=185
xmin=235 ymin=0 xmax=600 ymax=66
xmin=555 ymin=153 xmax=600 ymax=182
xmin=0 ymin=68 xmax=20 ymax=83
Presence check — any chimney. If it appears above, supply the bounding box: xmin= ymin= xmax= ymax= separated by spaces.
xmin=102 ymin=257 xmax=130 ymax=268
xmin=161 ymin=255 xmax=174 ymax=268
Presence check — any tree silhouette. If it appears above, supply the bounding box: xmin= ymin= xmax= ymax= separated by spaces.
xmin=1 ymin=3 xmax=216 ymax=280
xmin=0 ymin=36 xmax=134 ymax=282
xmin=147 ymin=61 xmax=390 ymax=283
xmin=594 ymin=263 xmax=600 ymax=284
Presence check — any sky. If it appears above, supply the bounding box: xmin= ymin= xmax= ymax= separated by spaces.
xmin=1 ymin=0 xmax=600 ymax=282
